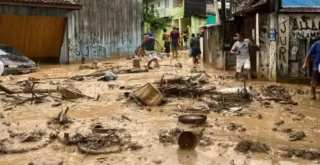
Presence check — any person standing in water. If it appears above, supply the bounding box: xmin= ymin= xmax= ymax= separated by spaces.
xmin=170 ymin=26 xmax=180 ymax=59
xmin=138 ymin=33 xmax=162 ymax=69
xmin=190 ymin=33 xmax=201 ymax=66
xmin=162 ymin=29 xmax=171 ymax=57
xmin=230 ymin=32 xmax=259 ymax=81
xmin=302 ymin=40 xmax=320 ymax=99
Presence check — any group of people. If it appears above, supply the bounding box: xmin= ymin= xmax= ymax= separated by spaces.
xmin=137 ymin=26 xmax=202 ymax=68
xmin=138 ymin=28 xmax=320 ymax=100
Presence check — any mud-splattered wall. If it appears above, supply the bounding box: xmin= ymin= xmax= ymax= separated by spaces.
xmin=68 ymin=0 xmax=143 ymax=61
xmin=203 ymin=25 xmax=224 ymax=69
xmin=277 ymin=14 xmax=320 ymax=78
xmin=257 ymin=14 xmax=270 ymax=80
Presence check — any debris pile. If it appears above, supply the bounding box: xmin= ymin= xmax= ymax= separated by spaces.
xmin=57 ymin=123 xmax=139 ymax=155
xmin=156 ymin=73 xmax=215 ymax=97
xmin=261 ymin=85 xmax=297 ymax=105
xmin=0 ymin=129 xmax=52 ymax=154
xmin=280 ymin=147 xmax=320 ymax=160
xmin=207 ymin=93 xmax=252 ymax=113
xmin=235 ymin=140 xmax=270 ymax=154
xmin=280 ymin=128 xmax=306 ymax=141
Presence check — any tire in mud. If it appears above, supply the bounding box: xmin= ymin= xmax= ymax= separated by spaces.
xmin=178 ymin=114 xmax=207 ymax=125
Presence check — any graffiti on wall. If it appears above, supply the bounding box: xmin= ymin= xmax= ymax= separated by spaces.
xmin=68 ymin=37 xmax=110 ymax=60
xmin=290 ymin=16 xmax=320 ymax=39
xmin=278 ymin=15 xmax=290 ymax=77
xmin=68 ymin=34 xmax=136 ymax=61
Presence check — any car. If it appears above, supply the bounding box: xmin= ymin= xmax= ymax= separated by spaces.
xmin=0 ymin=45 xmax=39 ymax=76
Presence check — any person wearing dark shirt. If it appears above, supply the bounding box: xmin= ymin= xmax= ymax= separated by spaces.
xmin=138 ymin=33 xmax=162 ymax=68
xmin=190 ymin=33 xmax=201 ymax=66
xmin=302 ymin=40 xmax=320 ymax=99
xmin=170 ymin=26 xmax=180 ymax=59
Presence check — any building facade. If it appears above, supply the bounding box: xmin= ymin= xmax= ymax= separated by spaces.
xmin=203 ymin=0 xmax=320 ymax=83
xmin=0 ymin=0 xmax=143 ymax=64
xmin=144 ymin=0 xmax=206 ymax=46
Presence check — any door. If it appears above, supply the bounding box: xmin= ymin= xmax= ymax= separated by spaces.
xmin=0 ymin=14 xmax=66 ymax=63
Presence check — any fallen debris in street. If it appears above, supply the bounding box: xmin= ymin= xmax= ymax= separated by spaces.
xmin=133 ymin=83 xmax=164 ymax=106
xmin=274 ymin=120 xmax=285 ymax=126
xmin=280 ymin=147 xmax=320 ymax=160
xmin=235 ymin=140 xmax=270 ymax=154
xmin=227 ymin=123 xmax=246 ymax=132
xmin=280 ymin=128 xmax=306 ymax=141
xmin=0 ymin=128 xmax=53 ymax=154
xmin=57 ymin=85 xmax=86 ymax=99
xmin=261 ymin=85 xmax=298 ymax=105
xmin=178 ymin=114 xmax=207 ymax=125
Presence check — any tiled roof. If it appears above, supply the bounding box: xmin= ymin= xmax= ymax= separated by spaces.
xmin=5 ymin=0 xmax=79 ymax=5
xmin=0 ymin=0 xmax=81 ymax=9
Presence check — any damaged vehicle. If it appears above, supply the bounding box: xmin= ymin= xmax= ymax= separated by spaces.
xmin=0 ymin=45 xmax=38 ymax=76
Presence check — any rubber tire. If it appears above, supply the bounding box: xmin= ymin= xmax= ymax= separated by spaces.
xmin=178 ymin=114 xmax=207 ymax=125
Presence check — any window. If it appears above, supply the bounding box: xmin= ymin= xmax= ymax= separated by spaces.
xmin=151 ymin=4 xmax=154 ymax=9
xmin=158 ymin=2 xmax=160 ymax=7
xmin=165 ymin=0 xmax=169 ymax=7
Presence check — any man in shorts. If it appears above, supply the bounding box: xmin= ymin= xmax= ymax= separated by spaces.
xmin=138 ymin=33 xmax=162 ymax=69
xmin=170 ymin=26 xmax=180 ymax=59
xmin=302 ymin=40 xmax=320 ymax=99
xmin=230 ymin=32 xmax=259 ymax=81
xmin=162 ymin=29 xmax=170 ymax=57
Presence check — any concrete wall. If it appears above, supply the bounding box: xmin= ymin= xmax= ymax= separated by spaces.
xmin=256 ymin=13 xmax=277 ymax=81
xmin=203 ymin=25 xmax=224 ymax=69
xmin=68 ymin=0 xmax=143 ymax=62
xmin=190 ymin=16 xmax=206 ymax=35
xmin=277 ymin=14 xmax=320 ymax=78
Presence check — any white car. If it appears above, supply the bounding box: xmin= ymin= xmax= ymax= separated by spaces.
xmin=0 ymin=45 xmax=38 ymax=76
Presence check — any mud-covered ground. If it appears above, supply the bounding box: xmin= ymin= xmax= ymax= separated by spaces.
xmin=0 ymin=53 xmax=320 ymax=165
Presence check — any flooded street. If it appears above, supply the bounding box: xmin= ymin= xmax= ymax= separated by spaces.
xmin=0 ymin=53 xmax=320 ymax=165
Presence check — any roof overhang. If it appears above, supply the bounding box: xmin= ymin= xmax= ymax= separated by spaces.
xmin=279 ymin=7 xmax=320 ymax=13
xmin=230 ymin=0 xmax=269 ymax=17
xmin=0 ymin=0 xmax=82 ymax=10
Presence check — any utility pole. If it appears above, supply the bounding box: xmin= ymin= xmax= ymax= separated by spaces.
xmin=221 ymin=0 xmax=226 ymax=70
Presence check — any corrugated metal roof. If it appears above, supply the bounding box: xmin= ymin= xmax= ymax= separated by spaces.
xmin=280 ymin=7 xmax=320 ymax=13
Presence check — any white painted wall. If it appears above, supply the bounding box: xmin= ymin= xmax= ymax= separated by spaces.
xmin=148 ymin=0 xmax=173 ymax=18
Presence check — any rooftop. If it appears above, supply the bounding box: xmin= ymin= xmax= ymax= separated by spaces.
xmin=0 ymin=0 xmax=81 ymax=9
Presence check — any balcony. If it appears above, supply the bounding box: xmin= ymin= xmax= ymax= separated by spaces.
xmin=155 ymin=8 xmax=172 ymax=18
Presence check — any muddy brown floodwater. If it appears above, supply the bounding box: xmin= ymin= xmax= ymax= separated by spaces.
xmin=0 ymin=52 xmax=320 ymax=165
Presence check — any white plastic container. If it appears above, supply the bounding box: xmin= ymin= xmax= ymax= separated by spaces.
xmin=0 ymin=61 xmax=4 ymax=76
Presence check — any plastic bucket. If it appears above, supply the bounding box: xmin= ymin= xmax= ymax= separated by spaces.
xmin=178 ymin=131 xmax=198 ymax=150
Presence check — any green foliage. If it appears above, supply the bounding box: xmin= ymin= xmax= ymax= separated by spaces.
xmin=143 ymin=6 xmax=169 ymax=30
